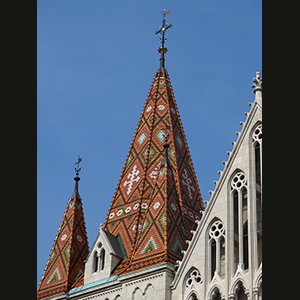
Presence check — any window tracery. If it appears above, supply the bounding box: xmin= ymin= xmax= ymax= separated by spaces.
xmin=208 ymin=219 xmax=225 ymax=279
xmin=252 ymin=123 xmax=262 ymax=268
xmin=185 ymin=268 xmax=202 ymax=288
xmin=231 ymin=172 xmax=247 ymax=190
xmin=231 ymin=171 xmax=248 ymax=272
xmin=252 ymin=123 xmax=262 ymax=144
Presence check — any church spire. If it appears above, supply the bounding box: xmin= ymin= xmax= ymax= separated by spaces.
xmin=37 ymin=158 xmax=89 ymax=299
xmin=155 ymin=9 xmax=172 ymax=71
xmin=103 ymin=16 xmax=204 ymax=275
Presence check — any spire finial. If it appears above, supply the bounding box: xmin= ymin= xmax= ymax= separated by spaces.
xmin=72 ymin=156 xmax=82 ymax=198
xmin=251 ymin=71 xmax=262 ymax=102
xmin=155 ymin=9 xmax=172 ymax=71
xmin=74 ymin=156 xmax=82 ymax=178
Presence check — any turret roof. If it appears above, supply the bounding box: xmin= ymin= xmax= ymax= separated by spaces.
xmin=37 ymin=173 xmax=89 ymax=299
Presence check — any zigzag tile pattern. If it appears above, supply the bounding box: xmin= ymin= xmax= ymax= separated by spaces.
xmin=104 ymin=70 xmax=204 ymax=275
xmin=37 ymin=194 xmax=89 ymax=299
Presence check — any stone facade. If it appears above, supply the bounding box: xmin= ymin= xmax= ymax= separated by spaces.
xmin=170 ymin=72 xmax=262 ymax=300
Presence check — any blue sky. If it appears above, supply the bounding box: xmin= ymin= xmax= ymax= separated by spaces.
xmin=37 ymin=0 xmax=262 ymax=286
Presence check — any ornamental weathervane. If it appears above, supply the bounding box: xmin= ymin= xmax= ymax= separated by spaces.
xmin=155 ymin=9 xmax=172 ymax=71
xmin=72 ymin=156 xmax=82 ymax=198
xmin=74 ymin=156 xmax=82 ymax=178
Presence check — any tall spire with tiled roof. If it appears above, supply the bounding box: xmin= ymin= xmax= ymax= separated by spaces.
xmin=37 ymin=157 xmax=89 ymax=299
xmin=103 ymin=11 xmax=204 ymax=275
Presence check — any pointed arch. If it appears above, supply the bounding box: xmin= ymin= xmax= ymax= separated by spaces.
xmin=207 ymin=217 xmax=225 ymax=280
xmin=143 ymin=283 xmax=155 ymax=297
xmin=254 ymin=272 xmax=262 ymax=289
xmin=132 ymin=287 xmax=142 ymax=300
xmin=230 ymin=278 xmax=247 ymax=296
xmin=186 ymin=290 xmax=200 ymax=300
xmin=93 ymin=251 xmax=98 ymax=273
xmin=228 ymin=168 xmax=245 ymax=191
xmin=250 ymin=121 xmax=262 ymax=143
xmin=207 ymin=284 xmax=222 ymax=300
xmin=99 ymin=248 xmax=105 ymax=270
xmin=251 ymin=122 xmax=262 ymax=269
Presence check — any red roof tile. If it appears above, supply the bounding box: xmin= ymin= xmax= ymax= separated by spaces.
xmin=104 ymin=70 xmax=204 ymax=275
xmin=37 ymin=193 xmax=89 ymax=299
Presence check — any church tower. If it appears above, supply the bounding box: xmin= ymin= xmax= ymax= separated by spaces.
xmin=102 ymin=10 xmax=204 ymax=276
xmin=81 ymin=10 xmax=204 ymax=298
xmin=37 ymin=158 xmax=89 ymax=299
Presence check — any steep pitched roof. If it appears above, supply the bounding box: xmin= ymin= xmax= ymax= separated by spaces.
xmin=103 ymin=69 xmax=204 ymax=275
xmin=37 ymin=179 xmax=89 ymax=299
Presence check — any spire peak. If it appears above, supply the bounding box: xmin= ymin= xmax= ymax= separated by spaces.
xmin=72 ymin=156 xmax=82 ymax=198
xmin=37 ymin=154 xmax=89 ymax=299
xmin=155 ymin=10 xmax=172 ymax=71
xmin=251 ymin=71 xmax=262 ymax=102
xmin=103 ymin=65 xmax=204 ymax=275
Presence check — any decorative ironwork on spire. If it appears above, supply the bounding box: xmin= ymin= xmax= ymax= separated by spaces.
xmin=73 ymin=156 xmax=82 ymax=198
xmin=74 ymin=156 xmax=82 ymax=178
xmin=155 ymin=9 xmax=172 ymax=71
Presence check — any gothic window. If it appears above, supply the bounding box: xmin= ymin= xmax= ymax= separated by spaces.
xmin=208 ymin=219 xmax=225 ymax=280
xmin=99 ymin=248 xmax=105 ymax=271
xmin=235 ymin=283 xmax=247 ymax=300
xmin=231 ymin=171 xmax=249 ymax=272
xmin=93 ymin=251 xmax=98 ymax=273
xmin=188 ymin=293 xmax=199 ymax=300
xmin=212 ymin=290 xmax=222 ymax=300
xmin=242 ymin=188 xmax=248 ymax=270
xmin=185 ymin=268 xmax=202 ymax=289
xmin=233 ymin=190 xmax=239 ymax=272
xmin=252 ymin=123 xmax=262 ymax=268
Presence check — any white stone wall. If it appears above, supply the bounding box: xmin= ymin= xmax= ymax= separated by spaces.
xmin=171 ymin=88 xmax=262 ymax=300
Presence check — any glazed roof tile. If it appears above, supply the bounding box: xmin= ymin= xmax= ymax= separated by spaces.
xmin=37 ymin=190 xmax=89 ymax=299
xmin=104 ymin=70 xmax=204 ymax=275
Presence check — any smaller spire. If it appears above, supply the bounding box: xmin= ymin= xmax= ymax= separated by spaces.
xmin=72 ymin=156 xmax=82 ymax=199
xmin=155 ymin=9 xmax=172 ymax=71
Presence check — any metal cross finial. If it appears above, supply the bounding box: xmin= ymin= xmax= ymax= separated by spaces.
xmin=155 ymin=9 xmax=172 ymax=48
xmin=74 ymin=156 xmax=82 ymax=177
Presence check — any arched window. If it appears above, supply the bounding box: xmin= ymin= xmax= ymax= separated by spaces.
xmin=208 ymin=219 xmax=225 ymax=280
xmin=212 ymin=291 xmax=221 ymax=300
xmin=93 ymin=251 xmax=98 ymax=273
xmin=188 ymin=293 xmax=199 ymax=300
xmin=252 ymin=124 xmax=262 ymax=268
xmin=242 ymin=188 xmax=248 ymax=270
xmin=233 ymin=190 xmax=239 ymax=272
xmin=236 ymin=283 xmax=247 ymax=300
xmin=99 ymin=248 xmax=105 ymax=271
xmin=231 ymin=171 xmax=248 ymax=272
